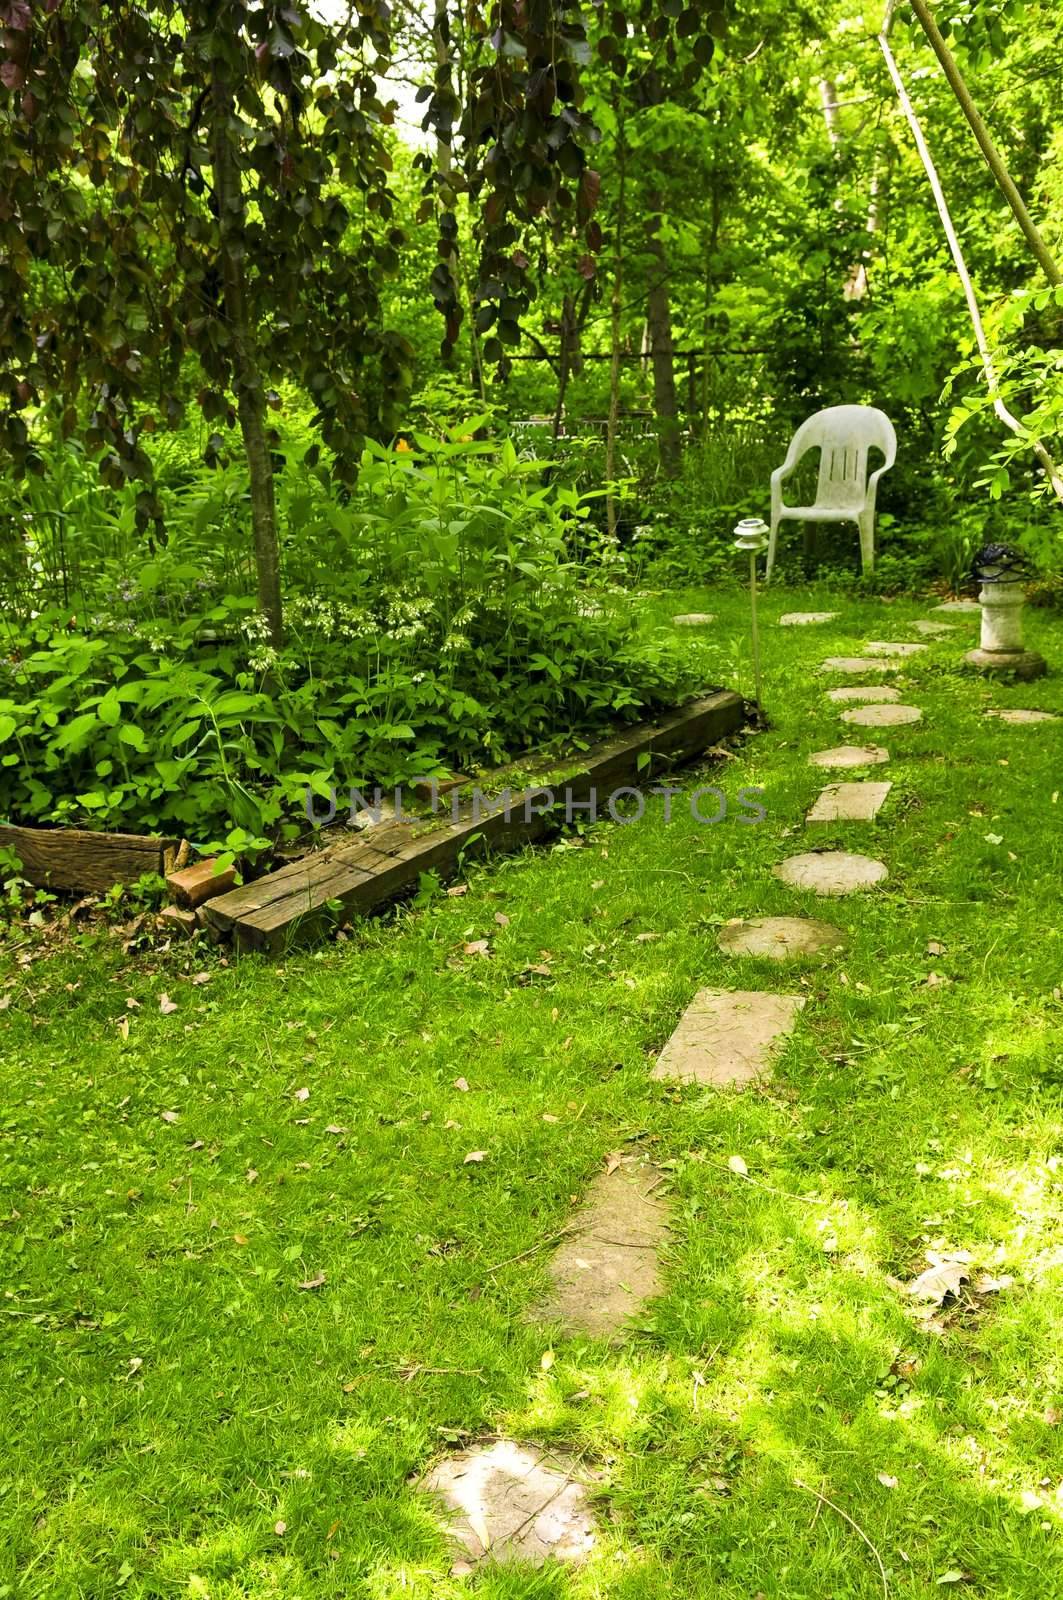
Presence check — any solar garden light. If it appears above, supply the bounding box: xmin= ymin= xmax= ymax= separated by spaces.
xmin=734 ymin=517 xmax=770 ymax=708
xmin=965 ymin=541 xmax=1046 ymax=682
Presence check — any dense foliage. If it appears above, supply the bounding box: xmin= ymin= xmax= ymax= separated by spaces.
xmin=0 ymin=427 xmax=699 ymax=849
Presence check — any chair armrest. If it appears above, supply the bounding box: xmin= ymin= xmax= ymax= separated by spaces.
xmin=771 ymin=457 xmax=798 ymax=518
xmin=865 ymin=453 xmax=895 ymax=508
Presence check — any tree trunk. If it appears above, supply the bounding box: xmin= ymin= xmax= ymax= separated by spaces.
xmin=606 ymin=120 xmax=627 ymax=539
xmin=210 ymin=66 xmax=284 ymax=645
xmin=908 ymin=0 xmax=1061 ymax=287
xmin=700 ymin=182 xmax=721 ymax=437
xmin=551 ymin=294 xmax=575 ymax=443
xmin=645 ymin=186 xmax=680 ymax=475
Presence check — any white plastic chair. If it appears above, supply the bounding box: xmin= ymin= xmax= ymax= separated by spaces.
xmin=767 ymin=405 xmax=896 ymax=580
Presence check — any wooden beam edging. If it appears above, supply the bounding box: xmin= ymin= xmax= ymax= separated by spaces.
xmin=203 ymin=689 xmax=746 ymax=955
xmin=0 ymin=822 xmax=179 ymax=894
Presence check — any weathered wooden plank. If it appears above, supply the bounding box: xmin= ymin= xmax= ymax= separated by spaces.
xmin=0 ymin=822 xmax=177 ymax=894
xmin=209 ymin=689 xmax=745 ymax=954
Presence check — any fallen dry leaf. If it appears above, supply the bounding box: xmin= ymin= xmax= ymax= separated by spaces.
xmin=906 ymin=1251 xmax=971 ymax=1305
xmin=462 ymin=939 xmax=490 ymax=957
xmin=540 ymin=1349 xmax=555 ymax=1371
xmin=446 ymin=884 xmax=468 ymax=897
xmin=160 ymin=1109 xmax=180 ymax=1124
xmin=298 ymin=1272 xmax=327 ymax=1291
xmin=274 ymin=1520 xmax=287 ymax=1536
xmin=974 ymin=1273 xmax=1013 ymax=1295
xmin=877 ymin=1472 xmax=899 ymax=1490
xmin=453 ymin=1076 xmax=470 ymax=1092
xmin=727 ymin=1154 xmax=749 ymax=1177
xmin=494 ymin=912 xmax=510 ymax=927
xmin=294 ymin=1086 xmax=310 ymax=1102
xmin=117 ymin=1016 xmax=130 ymax=1040
xmin=926 ymin=940 xmax=946 ymax=956
xmin=463 ymin=1150 xmax=487 ymax=1165
xmin=467 ymin=1507 xmax=492 ymax=1554
xmin=246 ymin=1168 xmax=258 ymax=1184
xmin=324 ymin=1123 xmax=347 ymax=1135
xmin=158 ymin=993 xmax=178 ymax=1015
xmin=542 ymin=1113 xmax=560 ymax=1124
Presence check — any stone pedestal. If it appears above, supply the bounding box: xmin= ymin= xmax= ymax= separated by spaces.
xmin=965 ymin=580 xmax=1046 ymax=680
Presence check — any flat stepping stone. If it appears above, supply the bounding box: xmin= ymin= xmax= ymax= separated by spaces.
xmin=807 ymin=781 xmax=892 ymax=822
xmin=827 ymin=685 xmax=900 ymax=704
xmin=863 ymin=640 xmax=928 ymax=657
xmin=841 ymin=704 xmax=922 ymax=728
xmin=652 ymin=988 xmax=804 ymax=1087
xmin=718 ymin=915 xmax=846 ymax=960
xmin=933 ymin=598 xmax=980 ymax=613
xmin=529 ymin=1155 xmax=667 ymax=1340
xmin=984 ymin=708 xmax=1059 ymax=725
xmin=820 ymin=656 xmax=901 ymax=673
xmin=774 ymin=850 xmax=888 ymax=895
xmin=914 ymin=620 xmax=956 ymax=636
xmin=809 ymin=744 xmax=889 ymax=769
xmin=421 ymin=1441 xmax=597 ymax=1569
xmin=672 ymin=612 xmax=715 ymax=626
xmin=779 ymin=611 xmax=838 ymax=626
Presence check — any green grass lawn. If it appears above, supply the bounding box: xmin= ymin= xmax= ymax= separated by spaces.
xmin=2 ymin=585 xmax=1063 ymax=1599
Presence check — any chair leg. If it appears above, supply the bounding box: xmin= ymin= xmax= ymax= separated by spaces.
xmin=858 ymin=510 xmax=874 ymax=574
xmin=766 ymin=516 xmax=780 ymax=583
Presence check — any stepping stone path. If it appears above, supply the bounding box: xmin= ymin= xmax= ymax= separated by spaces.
xmin=827 ymin=685 xmax=900 ymax=704
xmin=984 ymin=708 xmax=1058 ymax=725
xmin=672 ymin=612 xmax=715 ymax=626
xmin=842 ymin=703 xmax=922 ymax=728
xmin=530 ymin=1154 xmax=668 ymax=1340
xmin=806 ymin=781 xmax=891 ymax=823
xmin=652 ymin=988 xmax=804 ymax=1087
xmin=718 ymin=915 xmax=846 ymax=959
xmin=820 ymin=656 xmax=901 ymax=673
xmin=421 ymin=1440 xmax=597 ymax=1570
xmin=774 ymin=850 xmax=888 ymax=895
xmin=914 ymin=619 xmax=956 ymax=637
xmin=933 ymin=598 xmax=980 ymax=613
xmin=423 ymin=599 xmax=949 ymax=1563
xmin=863 ymin=640 xmax=927 ymax=657
xmin=809 ymin=744 xmax=889 ymax=769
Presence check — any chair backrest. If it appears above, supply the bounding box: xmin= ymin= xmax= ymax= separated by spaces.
xmin=791 ymin=405 xmax=895 ymax=510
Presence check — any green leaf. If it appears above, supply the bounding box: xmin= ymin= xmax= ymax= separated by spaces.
xmin=98 ymin=688 xmax=122 ymax=727
xmin=52 ymin=712 xmax=99 ymax=750
xmin=0 ymin=714 xmax=17 ymax=745
xmin=119 ymin=724 xmax=148 ymax=751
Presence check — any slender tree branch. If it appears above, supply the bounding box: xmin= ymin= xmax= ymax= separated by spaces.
xmin=907 ymin=0 xmax=1061 ymax=287
xmin=879 ymin=14 xmax=1063 ymax=504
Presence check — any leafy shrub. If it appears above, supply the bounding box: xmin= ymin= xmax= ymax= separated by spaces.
xmin=0 ymin=429 xmax=707 ymax=850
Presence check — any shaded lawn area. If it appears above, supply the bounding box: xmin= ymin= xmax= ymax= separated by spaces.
xmin=2 ymin=588 xmax=1063 ymax=1599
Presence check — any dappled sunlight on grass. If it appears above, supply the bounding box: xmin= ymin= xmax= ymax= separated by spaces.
xmin=4 ymin=589 xmax=1063 ymax=1595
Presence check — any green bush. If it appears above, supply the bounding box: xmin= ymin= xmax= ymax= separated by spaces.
xmin=0 ymin=428 xmax=706 ymax=851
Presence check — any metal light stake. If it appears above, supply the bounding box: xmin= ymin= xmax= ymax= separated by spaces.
xmin=734 ymin=517 xmax=770 ymax=708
